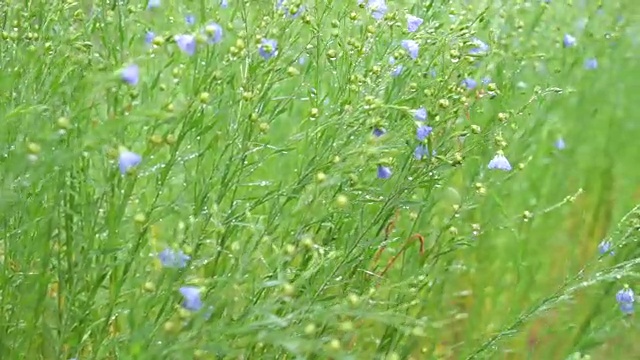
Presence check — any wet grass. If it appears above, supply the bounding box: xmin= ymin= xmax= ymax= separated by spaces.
xmin=0 ymin=0 xmax=639 ymax=359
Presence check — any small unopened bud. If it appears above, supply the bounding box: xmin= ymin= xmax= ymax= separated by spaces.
xmin=335 ymin=194 xmax=348 ymax=208
xmin=329 ymin=339 xmax=341 ymax=350
xmin=143 ymin=282 xmax=156 ymax=292
xmin=166 ymin=134 xmax=177 ymax=144
xmin=347 ymin=293 xmax=360 ymax=305
xmin=282 ymin=283 xmax=295 ymax=297
xmin=199 ymin=92 xmax=210 ymax=103
xmin=57 ymin=117 xmax=71 ymax=129
xmin=284 ymin=244 xmax=296 ymax=255
xmin=150 ymin=134 xmax=163 ymax=145
xmin=163 ymin=321 xmax=180 ymax=333
xmin=27 ymin=142 xmax=41 ymax=154
xmin=304 ymin=323 xmax=317 ymax=335
xmin=134 ymin=213 xmax=147 ymax=224
xmin=339 ymin=321 xmax=354 ymax=332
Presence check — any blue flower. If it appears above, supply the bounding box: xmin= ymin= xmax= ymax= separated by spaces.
xmin=414 ymin=107 xmax=427 ymax=121
xmin=482 ymin=76 xmax=492 ymax=85
xmin=414 ymin=144 xmax=428 ymax=160
xmin=616 ymin=286 xmax=634 ymax=314
xmin=185 ymin=14 xmax=195 ymax=25
xmin=389 ymin=57 xmax=403 ymax=77
xmin=461 ymin=78 xmax=477 ymax=90
xmin=147 ymin=0 xmax=161 ymax=9
xmin=118 ymin=149 xmax=142 ymax=174
xmin=563 ymin=33 xmax=577 ymax=48
xmin=469 ymin=38 xmax=489 ymax=55
xmin=372 ymin=127 xmax=386 ymax=137
xmin=401 ymin=40 xmax=419 ymax=60
xmin=179 ymin=286 xmax=203 ymax=312
xmin=121 ymin=64 xmax=139 ymax=86
xmin=174 ymin=34 xmax=196 ymax=56
xmin=360 ymin=0 xmax=387 ymax=20
xmin=205 ymin=22 xmax=223 ymax=44
xmin=158 ymin=248 xmax=190 ymax=268
xmin=620 ymin=302 xmax=634 ymax=314
xmin=259 ymin=38 xmax=278 ymax=59
xmin=221 ymin=0 xmax=228 ymax=8
xmin=377 ymin=165 xmax=392 ymax=179
xmin=584 ymin=58 xmax=598 ymax=70
xmin=598 ymin=240 xmax=613 ymax=255
xmin=488 ymin=152 xmax=511 ymax=171
xmin=145 ymin=31 xmax=155 ymax=44
xmin=407 ymin=14 xmax=423 ymax=32
xmin=391 ymin=65 xmax=403 ymax=77
xmin=555 ymin=137 xmax=566 ymax=150
xmin=416 ymin=125 xmax=432 ymax=141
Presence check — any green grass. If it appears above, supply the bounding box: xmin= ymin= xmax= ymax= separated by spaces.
xmin=1 ymin=0 xmax=640 ymax=359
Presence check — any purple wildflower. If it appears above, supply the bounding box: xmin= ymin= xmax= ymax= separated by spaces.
xmin=185 ymin=14 xmax=195 ymax=25
xmin=145 ymin=31 xmax=155 ymax=44
xmin=555 ymin=137 xmax=566 ymax=150
xmin=407 ymin=14 xmax=423 ymax=32
xmin=563 ymin=33 xmax=577 ymax=48
xmin=616 ymin=286 xmax=634 ymax=314
xmin=416 ymin=125 xmax=433 ymax=141
xmin=389 ymin=57 xmax=403 ymax=77
xmin=488 ymin=152 xmax=511 ymax=171
xmin=461 ymin=78 xmax=477 ymax=90
xmin=359 ymin=0 xmax=387 ymax=20
xmin=205 ymin=22 xmax=223 ymax=44
xmin=414 ymin=107 xmax=427 ymax=121
xmin=392 ymin=65 xmax=404 ymax=77
xmin=469 ymin=38 xmax=489 ymax=55
xmin=598 ymin=240 xmax=613 ymax=255
xmin=482 ymin=76 xmax=492 ymax=85
xmin=158 ymin=248 xmax=190 ymax=268
xmin=259 ymin=38 xmax=278 ymax=59
xmin=174 ymin=34 xmax=196 ymax=55
xmin=221 ymin=0 xmax=228 ymax=8
xmin=414 ymin=144 xmax=428 ymax=160
xmin=147 ymin=0 xmax=161 ymax=9
xmin=121 ymin=64 xmax=139 ymax=86
xmin=373 ymin=128 xmax=386 ymax=137
xmin=401 ymin=39 xmax=419 ymax=60
xmin=118 ymin=149 xmax=142 ymax=174
xmin=584 ymin=58 xmax=598 ymax=70
xmin=179 ymin=286 xmax=203 ymax=311
xmin=377 ymin=165 xmax=392 ymax=179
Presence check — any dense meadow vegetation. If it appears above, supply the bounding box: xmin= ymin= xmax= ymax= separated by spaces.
xmin=1 ymin=0 xmax=639 ymax=359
